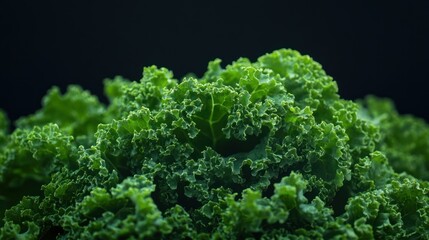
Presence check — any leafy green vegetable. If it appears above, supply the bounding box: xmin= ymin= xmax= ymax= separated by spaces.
xmin=1 ymin=49 xmax=428 ymax=239
xmin=0 ymin=110 xmax=8 ymax=148
xmin=358 ymin=96 xmax=429 ymax=180
xmin=15 ymin=86 xmax=106 ymax=147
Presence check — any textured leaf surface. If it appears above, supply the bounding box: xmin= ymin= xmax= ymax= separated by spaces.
xmin=1 ymin=49 xmax=428 ymax=239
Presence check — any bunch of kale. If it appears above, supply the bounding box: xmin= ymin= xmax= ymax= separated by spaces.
xmin=1 ymin=49 xmax=428 ymax=239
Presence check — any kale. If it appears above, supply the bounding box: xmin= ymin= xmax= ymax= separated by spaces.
xmin=1 ymin=49 xmax=428 ymax=239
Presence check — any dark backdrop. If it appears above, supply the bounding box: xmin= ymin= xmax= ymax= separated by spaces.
xmin=1 ymin=1 xmax=428 ymax=123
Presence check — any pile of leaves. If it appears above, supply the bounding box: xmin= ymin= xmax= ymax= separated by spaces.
xmin=1 ymin=49 xmax=428 ymax=239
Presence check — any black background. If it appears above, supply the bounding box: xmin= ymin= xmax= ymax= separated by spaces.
xmin=1 ymin=1 xmax=428 ymax=124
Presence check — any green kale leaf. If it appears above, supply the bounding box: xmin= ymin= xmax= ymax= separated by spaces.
xmin=1 ymin=49 xmax=428 ymax=239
